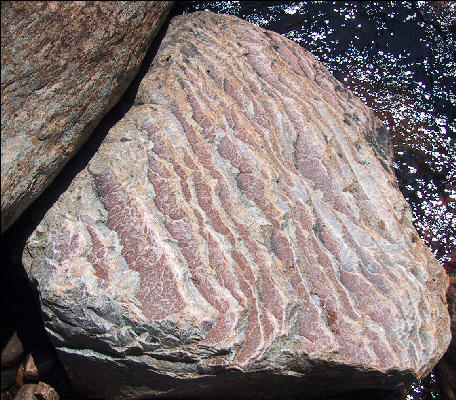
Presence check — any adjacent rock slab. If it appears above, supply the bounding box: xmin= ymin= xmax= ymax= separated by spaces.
xmin=22 ymin=11 xmax=450 ymax=400
xmin=1 ymin=1 xmax=174 ymax=232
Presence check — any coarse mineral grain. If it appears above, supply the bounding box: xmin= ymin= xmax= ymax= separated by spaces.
xmin=23 ymin=11 xmax=450 ymax=400
xmin=1 ymin=1 xmax=174 ymax=232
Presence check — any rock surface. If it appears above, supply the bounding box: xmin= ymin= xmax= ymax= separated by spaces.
xmin=22 ymin=11 xmax=450 ymax=400
xmin=1 ymin=332 xmax=24 ymax=368
xmin=1 ymin=331 xmax=24 ymax=390
xmin=23 ymin=347 xmax=57 ymax=384
xmin=14 ymin=382 xmax=59 ymax=400
xmin=1 ymin=1 xmax=174 ymax=233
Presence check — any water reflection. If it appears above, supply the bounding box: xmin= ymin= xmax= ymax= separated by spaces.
xmin=182 ymin=1 xmax=456 ymax=399
xmin=406 ymin=370 xmax=440 ymax=400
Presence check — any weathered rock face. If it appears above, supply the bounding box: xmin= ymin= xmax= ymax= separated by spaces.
xmin=22 ymin=11 xmax=450 ymax=400
xmin=1 ymin=1 xmax=174 ymax=233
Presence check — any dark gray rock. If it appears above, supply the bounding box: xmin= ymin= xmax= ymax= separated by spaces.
xmin=1 ymin=331 xmax=24 ymax=390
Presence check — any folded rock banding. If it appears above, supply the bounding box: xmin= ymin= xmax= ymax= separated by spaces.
xmin=22 ymin=11 xmax=450 ymax=400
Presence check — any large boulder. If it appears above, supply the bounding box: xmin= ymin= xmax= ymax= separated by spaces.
xmin=22 ymin=11 xmax=450 ymax=400
xmin=1 ymin=1 xmax=174 ymax=233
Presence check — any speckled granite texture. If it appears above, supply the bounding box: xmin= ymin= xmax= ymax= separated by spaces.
xmin=1 ymin=1 xmax=174 ymax=232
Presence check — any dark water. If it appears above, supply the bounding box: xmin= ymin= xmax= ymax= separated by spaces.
xmin=180 ymin=1 xmax=456 ymax=399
